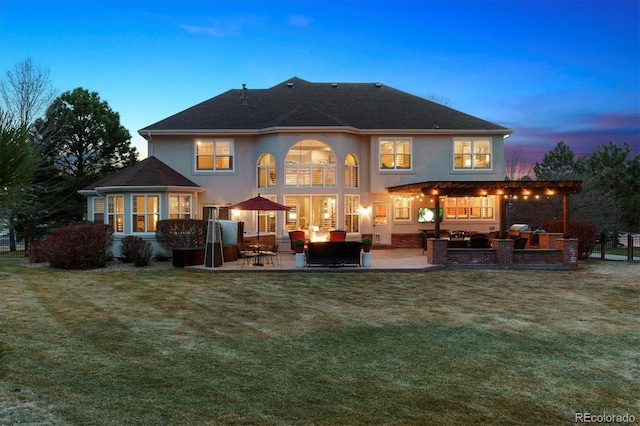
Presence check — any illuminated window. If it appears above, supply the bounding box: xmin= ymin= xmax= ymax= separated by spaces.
xmin=258 ymin=195 xmax=277 ymax=233
xmin=453 ymin=138 xmax=491 ymax=170
xmin=284 ymin=195 xmax=336 ymax=231
xmin=345 ymin=153 xmax=359 ymax=188
xmin=394 ymin=199 xmax=411 ymax=221
xmin=379 ymin=138 xmax=411 ymax=170
xmin=257 ymin=154 xmax=276 ymax=188
xmin=285 ymin=140 xmax=336 ymax=187
xmin=132 ymin=195 xmax=159 ymax=232
xmin=195 ymin=139 xmax=234 ymax=171
xmin=107 ymin=195 xmax=124 ymax=233
xmin=344 ymin=195 xmax=360 ymax=233
xmin=169 ymin=194 xmax=192 ymax=219
xmin=444 ymin=196 xmax=495 ymax=219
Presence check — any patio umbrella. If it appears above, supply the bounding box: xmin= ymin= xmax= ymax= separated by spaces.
xmin=230 ymin=193 xmax=290 ymax=246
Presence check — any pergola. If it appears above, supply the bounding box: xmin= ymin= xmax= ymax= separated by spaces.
xmin=387 ymin=180 xmax=582 ymax=238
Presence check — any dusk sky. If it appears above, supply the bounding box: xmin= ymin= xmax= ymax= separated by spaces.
xmin=2 ymin=0 xmax=638 ymax=163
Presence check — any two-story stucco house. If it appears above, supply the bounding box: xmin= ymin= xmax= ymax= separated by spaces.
xmin=81 ymin=77 xmax=513 ymax=255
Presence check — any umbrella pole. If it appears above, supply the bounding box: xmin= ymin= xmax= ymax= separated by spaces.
xmin=254 ymin=210 xmax=263 ymax=266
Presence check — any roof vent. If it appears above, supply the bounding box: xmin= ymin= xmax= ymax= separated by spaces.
xmin=375 ymin=83 xmax=382 ymax=88
xmin=287 ymin=82 xmax=294 ymax=88
xmin=331 ymin=83 xmax=338 ymax=88
xmin=240 ymin=83 xmax=249 ymax=105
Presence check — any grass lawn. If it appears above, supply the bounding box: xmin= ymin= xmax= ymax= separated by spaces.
xmin=1 ymin=258 xmax=638 ymax=425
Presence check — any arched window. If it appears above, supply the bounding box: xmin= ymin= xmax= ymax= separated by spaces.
xmin=257 ymin=154 xmax=276 ymax=188
xmin=285 ymin=139 xmax=336 ymax=187
xmin=345 ymin=153 xmax=358 ymax=188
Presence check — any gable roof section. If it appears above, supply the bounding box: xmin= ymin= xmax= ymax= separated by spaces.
xmin=140 ymin=77 xmax=511 ymax=134
xmin=81 ymin=156 xmax=200 ymax=191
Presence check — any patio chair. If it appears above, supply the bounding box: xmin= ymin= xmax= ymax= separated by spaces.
xmin=469 ymin=234 xmax=489 ymax=248
xmin=329 ymin=230 xmax=347 ymax=241
xmin=449 ymin=230 xmax=466 ymax=240
xmin=289 ymin=230 xmax=306 ymax=251
xmin=514 ymin=237 xmax=528 ymax=249
xmin=263 ymin=243 xmax=280 ymax=267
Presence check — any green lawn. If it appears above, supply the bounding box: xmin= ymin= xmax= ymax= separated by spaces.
xmin=1 ymin=259 xmax=638 ymax=425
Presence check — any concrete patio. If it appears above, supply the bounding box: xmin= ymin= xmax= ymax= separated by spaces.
xmin=189 ymin=248 xmax=441 ymax=272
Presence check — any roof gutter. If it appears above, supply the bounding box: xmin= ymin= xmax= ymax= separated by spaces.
xmin=89 ymin=185 xmax=205 ymax=193
xmin=140 ymin=127 xmax=514 ymax=137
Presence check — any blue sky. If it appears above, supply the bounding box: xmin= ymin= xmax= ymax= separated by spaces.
xmin=2 ymin=0 xmax=638 ymax=163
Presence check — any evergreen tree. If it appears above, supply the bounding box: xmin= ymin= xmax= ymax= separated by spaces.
xmin=577 ymin=142 xmax=639 ymax=232
xmin=533 ymin=141 xmax=578 ymax=180
xmin=33 ymin=87 xmax=138 ymax=225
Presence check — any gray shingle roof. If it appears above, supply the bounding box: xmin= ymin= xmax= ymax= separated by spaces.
xmin=140 ymin=77 xmax=510 ymax=133
xmin=83 ymin=156 xmax=200 ymax=190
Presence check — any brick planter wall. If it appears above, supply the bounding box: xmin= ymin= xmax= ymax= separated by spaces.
xmin=538 ymin=233 xmax=564 ymax=249
xmin=493 ymin=239 xmax=514 ymax=266
xmin=513 ymin=249 xmax=562 ymax=265
xmin=447 ymin=249 xmax=497 ymax=265
xmin=426 ymin=239 xmax=448 ymax=265
xmin=391 ymin=233 xmax=422 ymax=248
xmin=426 ymin=238 xmax=579 ymax=269
xmin=556 ymin=238 xmax=579 ymax=268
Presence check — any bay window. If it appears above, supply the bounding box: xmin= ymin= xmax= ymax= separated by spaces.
xmin=132 ymin=195 xmax=159 ymax=232
xmin=107 ymin=195 xmax=124 ymax=233
xmin=169 ymin=194 xmax=192 ymax=219
xmin=92 ymin=198 xmax=104 ymax=223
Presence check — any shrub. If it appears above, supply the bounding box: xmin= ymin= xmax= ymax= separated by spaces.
xmin=120 ymin=236 xmax=153 ymax=267
xmin=541 ymin=219 xmax=598 ymax=259
xmin=34 ymin=222 xmax=114 ymax=270
xmin=155 ymin=219 xmax=207 ymax=249
xmin=27 ymin=239 xmax=48 ymax=263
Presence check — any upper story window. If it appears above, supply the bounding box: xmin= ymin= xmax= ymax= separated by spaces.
xmin=107 ymin=195 xmax=124 ymax=233
xmin=345 ymin=153 xmax=359 ymax=188
xmin=285 ymin=139 xmax=336 ymax=187
xmin=453 ymin=138 xmax=491 ymax=170
xmin=257 ymin=154 xmax=276 ymax=188
xmin=169 ymin=194 xmax=192 ymax=219
xmin=195 ymin=138 xmax=234 ymax=171
xmin=379 ymin=138 xmax=412 ymax=170
xmin=132 ymin=195 xmax=159 ymax=232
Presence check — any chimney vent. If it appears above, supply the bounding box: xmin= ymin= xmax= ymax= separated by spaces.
xmin=331 ymin=83 xmax=338 ymax=88
xmin=240 ymin=83 xmax=248 ymax=105
xmin=287 ymin=82 xmax=294 ymax=88
xmin=375 ymin=83 xmax=382 ymax=88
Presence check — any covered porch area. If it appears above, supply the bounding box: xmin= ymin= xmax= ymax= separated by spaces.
xmin=387 ymin=180 xmax=583 ymax=269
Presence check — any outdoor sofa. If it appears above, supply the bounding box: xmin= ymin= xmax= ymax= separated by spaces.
xmin=306 ymin=241 xmax=362 ymax=267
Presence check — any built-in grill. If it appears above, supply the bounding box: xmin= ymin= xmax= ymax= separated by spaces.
xmin=508 ymin=224 xmax=530 ymax=238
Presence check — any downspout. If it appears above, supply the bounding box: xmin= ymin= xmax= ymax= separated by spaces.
xmin=147 ymin=131 xmax=154 ymax=157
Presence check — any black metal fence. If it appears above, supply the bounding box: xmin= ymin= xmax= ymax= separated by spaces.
xmin=0 ymin=228 xmax=52 ymax=259
xmin=588 ymin=232 xmax=639 ymax=262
